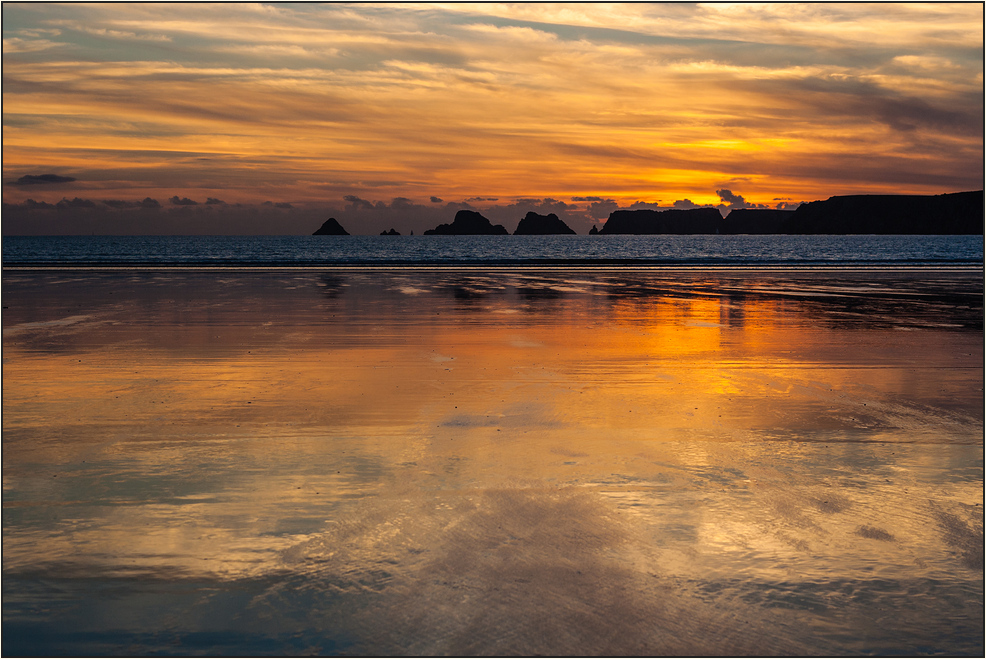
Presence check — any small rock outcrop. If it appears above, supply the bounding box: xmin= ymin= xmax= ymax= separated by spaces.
xmin=513 ymin=212 xmax=577 ymax=235
xmin=380 ymin=228 xmax=401 ymax=235
xmin=588 ymin=225 xmax=599 ymax=235
xmin=424 ymin=210 xmax=508 ymax=235
xmin=312 ymin=217 xmax=350 ymax=235
xmin=599 ymin=208 xmax=723 ymax=235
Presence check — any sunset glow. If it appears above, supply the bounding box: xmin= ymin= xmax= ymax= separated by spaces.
xmin=3 ymin=2 xmax=983 ymax=234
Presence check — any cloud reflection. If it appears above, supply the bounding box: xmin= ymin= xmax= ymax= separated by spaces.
xmin=2 ymin=268 xmax=982 ymax=653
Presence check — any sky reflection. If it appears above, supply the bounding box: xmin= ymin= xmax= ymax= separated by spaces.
xmin=3 ymin=269 xmax=982 ymax=655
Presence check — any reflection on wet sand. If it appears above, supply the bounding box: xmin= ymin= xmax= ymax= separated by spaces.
xmin=3 ymin=269 xmax=983 ymax=655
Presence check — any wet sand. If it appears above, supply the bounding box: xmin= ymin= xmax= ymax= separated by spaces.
xmin=2 ymin=268 xmax=983 ymax=655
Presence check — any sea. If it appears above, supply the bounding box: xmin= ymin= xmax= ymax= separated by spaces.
xmin=2 ymin=233 xmax=983 ymax=268
xmin=2 ymin=232 xmax=983 ymax=656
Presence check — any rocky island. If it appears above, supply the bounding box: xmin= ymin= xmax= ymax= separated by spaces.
xmin=513 ymin=212 xmax=576 ymax=235
xmin=312 ymin=217 xmax=350 ymax=235
xmin=424 ymin=210 xmax=508 ymax=235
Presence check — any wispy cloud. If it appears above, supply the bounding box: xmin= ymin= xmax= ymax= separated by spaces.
xmin=2 ymin=2 xmax=982 ymax=220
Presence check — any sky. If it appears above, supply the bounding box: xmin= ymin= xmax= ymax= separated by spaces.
xmin=2 ymin=2 xmax=983 ymax=235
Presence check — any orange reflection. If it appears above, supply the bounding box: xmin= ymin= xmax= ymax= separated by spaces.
xmin=2 ymin=270 xmax=982 ymax=655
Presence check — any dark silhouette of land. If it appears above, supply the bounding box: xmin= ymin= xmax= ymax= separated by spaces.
xmin=599 ymin=208 xmax=723 ymax=234
xmin=424 ymin=210 xmax=508 ymax=235
xmin=513 ymin=212 xmax=576 ymax=235
xmin=721 ymin=209 xmax=795 ymax=234
xmin=312 ymin=217 xmax=350 ymax=235
xmin=309 ymin=191 xmax=983 ymax=235
xmin=781 ymin=191 xmax=982 ymax=234
xmin=595 ymin=191 xmax=982 ymax=235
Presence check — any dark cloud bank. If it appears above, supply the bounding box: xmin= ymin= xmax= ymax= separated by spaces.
xmin=3 ymin=189 xmax=981 ymax=236
xmin=14 ymin=174 xmax=77 ymax=186
xmin=3 ymin=193 xmax=700 ymax=235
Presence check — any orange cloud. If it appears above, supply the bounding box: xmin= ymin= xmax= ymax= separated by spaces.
xmin=2 ymin=3 xmax=982 ymax=216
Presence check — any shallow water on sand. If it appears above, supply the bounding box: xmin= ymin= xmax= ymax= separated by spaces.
xmin=3 ymin=269 xmax=983 ymax=655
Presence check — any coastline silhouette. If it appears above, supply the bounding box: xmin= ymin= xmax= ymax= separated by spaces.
xmin=312 ymin=191 xmax=984 ymax=236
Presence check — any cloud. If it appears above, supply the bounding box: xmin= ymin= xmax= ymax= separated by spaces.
xmin=0 ymin=2 xmax=980 ymax=219
xmin=343 ymin=195 xmax=376 ymax=210
xmin=205 ymin=197 xmax=226 ymax=205
xmin=15 ymin=174 xmax=76 ymax=185
xmin=716 ymin=189 xmax=770 ymax=210
xmin=586 ymin=199 xmax=619 ymax=219
xmin=56 ymin=197 xmax=97 ymax=209
xmin=2 ymin=196 xmax=327 ymax=235
xmin=100 ymin=198 xmax=176 ymax=210
xmin=2 ymin=37 xmax=64 ymax=54
xmin=103 ymin=199 xmax=138 ymax=208
xmin=4 ymin=198 xmax=56 ymax=210
xmin=170 ymin=196 xmax=198 ymax=205
xmin=627 ymin=201 xmax=663 ymax=211
xmin=716 ymin=189 xmax=746 ymax=208
xmin=74 ymin=27 xmax=173 ymax=43
xmin=0 ymin=191 xmax=815 ymax=236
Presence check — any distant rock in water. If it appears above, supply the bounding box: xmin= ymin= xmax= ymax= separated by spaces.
xmin=589 ymin=225 xmax=599 ymax=235
xmin=513 ymin=212 xmax=576 ymax=235
xmin=424 ymin=210 xmax=508 ymax=235
xmin=599 ymin=208 xmax=723 ymax=234
xmin=312 ymin=217 xmax=350 ymax=235
xmin=380 ymin=228 xmax=401 ymax=236
xmin=721 ymin=209 xmax=795 ymax=234
xmin=783 ymin=191 xmax=983 ymax=234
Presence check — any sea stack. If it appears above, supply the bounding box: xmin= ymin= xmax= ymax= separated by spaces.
xmin=312 ymin=217 xmax=350 ymax=235
xmin=424 ymin=210 xmax=508 ymax=235
xmin=513 ymin=212 xmax=577 ymax=235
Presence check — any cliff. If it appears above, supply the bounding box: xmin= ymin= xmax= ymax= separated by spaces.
xmin=424 ymin=210 xmax=508 ymax=235
xmin=599 ymin=208 xmax=723 ymax=234
xmin=312 ymin=217 xmax=350 ymax=235
xmin=783 ymin=191 xmax=983 ymax=234
xmin=513 ymin=212 xmax=577 ymax=235
xmin=721 ymin=209 xmax=795 ymax=234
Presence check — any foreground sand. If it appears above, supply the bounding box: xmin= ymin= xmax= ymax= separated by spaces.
xmin=3 ymin=268 xmax=983 ymax=655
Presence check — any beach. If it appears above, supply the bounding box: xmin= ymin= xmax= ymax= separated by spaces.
xmin=2 ymin=267 xmax=983 ymax=655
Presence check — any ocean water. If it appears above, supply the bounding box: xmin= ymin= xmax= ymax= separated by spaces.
xmin=2 ymin=234 xmax=983 ymax=267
